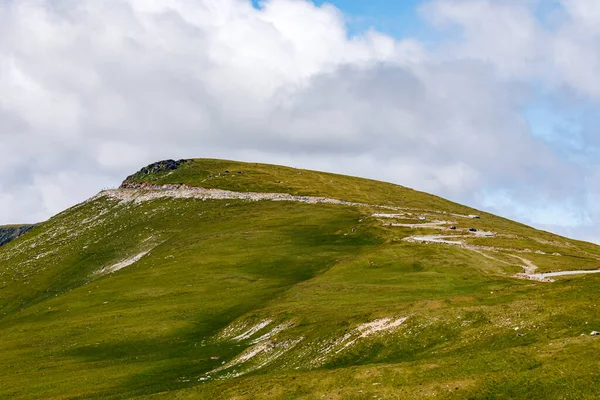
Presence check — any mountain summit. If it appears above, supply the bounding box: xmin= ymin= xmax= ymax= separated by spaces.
xmin=1 ymin=159 xmax=599 ymax=399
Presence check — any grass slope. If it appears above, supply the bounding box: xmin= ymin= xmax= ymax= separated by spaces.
xmin=122 ymin=158 xmax=492 ymax=212
xmin=0 ymin=158 xmax=599 ymax=399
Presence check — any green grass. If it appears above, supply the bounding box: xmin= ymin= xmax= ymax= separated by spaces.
xmin=1 ymin=158 xmax=599 ymax=399
xmin=123 ymin=159 xmax=483 ymax=213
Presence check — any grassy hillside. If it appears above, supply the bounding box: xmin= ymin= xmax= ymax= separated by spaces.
xmin=122 ymin=158 xmax=493 ymax=214
xmin=1 ymin=159 xmax=599 ymax=399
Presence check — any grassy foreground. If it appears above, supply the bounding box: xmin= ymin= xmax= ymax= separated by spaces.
xmin=1 ymin=159 xmax=599 ymax=399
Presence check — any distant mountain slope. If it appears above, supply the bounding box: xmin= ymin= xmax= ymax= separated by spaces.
xmin=0 ymin=224 xmax=35 ymax=247
xmin=1 ymin=159 xmax=599 ymax=400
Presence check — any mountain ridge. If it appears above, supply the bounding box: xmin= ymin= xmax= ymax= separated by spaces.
xmin=0 ymin=224 xmax=36 ymax=247
xmin=1 ymin=158 xmax=599 ymax=399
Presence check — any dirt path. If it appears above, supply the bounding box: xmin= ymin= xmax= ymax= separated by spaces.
xmin=509 ymin=255 xmax=538 ymax=275
xmin=98 ymin=185 xmax=374 ymax=207
xmin=406 ymin=235 xmax=464 ymax=245
xmin=388 ymin=221 xmax=453 ymax=229
xmin=403 ymin=232 xmax=560 ymax=282
xmin=529 ymin=270 xmax=600 ymax=279
xmin=404 ymin=231 xmax=600 ymax=282
xmin=99 ymin=184 xmax=483 ymax=219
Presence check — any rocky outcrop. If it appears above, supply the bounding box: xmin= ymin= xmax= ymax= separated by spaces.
xmin=120 ymin=159 xmax=190 ymax=188
xmin=119 ymin=182 xmax=190 ymax=190
xmin=0 ymin=224 xmax=35 ymax=247
xmin=100 ymin=184 xmax=369 ymax=207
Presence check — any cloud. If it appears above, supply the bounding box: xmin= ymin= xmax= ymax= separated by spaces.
xmin=0 ymin=0 xmax=598 ymax=242
xmin=422 ymin=0 xmax=547 ymax=78
xmin=422 ymin=0 xmax=600 ymax=100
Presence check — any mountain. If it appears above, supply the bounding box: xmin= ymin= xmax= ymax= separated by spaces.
xmin=0 ymin=224 xmax=35 ymax=247
xmin=1 ymin=158 xmax=599 ymax=399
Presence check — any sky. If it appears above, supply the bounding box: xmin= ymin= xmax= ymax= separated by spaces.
xmin=1 ymin=0 xmax=600 ymax=242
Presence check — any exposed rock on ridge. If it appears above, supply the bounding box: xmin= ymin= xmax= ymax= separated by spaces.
xmin=120 ymin=159 xmax=190 ymax=188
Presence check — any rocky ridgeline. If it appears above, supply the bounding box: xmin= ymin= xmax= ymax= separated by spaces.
xmin=102 ymin=183 xmax=376 ymax=208
xmin=119 ymin=182 xmax=189 ymax=190
xmin=0 ymin=225 xmax=35 ymax=247
xmin=120 ymin=159 xmax=190 ymax=188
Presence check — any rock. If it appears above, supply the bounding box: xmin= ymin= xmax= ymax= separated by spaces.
xmin=139 ymin=159 xmax=188 ymax=175
xmin=120 ymin=159 xmax=190 ymax=187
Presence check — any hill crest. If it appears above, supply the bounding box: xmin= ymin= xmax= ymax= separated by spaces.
xmin=1 ymin=158 xmax=600 ymax=399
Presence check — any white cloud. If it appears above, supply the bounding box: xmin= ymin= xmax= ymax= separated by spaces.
xmin=422 ymin=0 xmax=547 ymax=79
xmin=0 ymin=0 xmax=598 ymax=242
xmin=422 ymin=0 xmax=600 ymax=100
xmin=561 ymin=0 xmax=600 ymax=34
